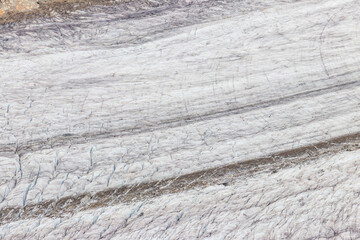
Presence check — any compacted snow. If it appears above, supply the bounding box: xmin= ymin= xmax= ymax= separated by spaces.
xmin=1 ymin=0 xmax=360 ymax=239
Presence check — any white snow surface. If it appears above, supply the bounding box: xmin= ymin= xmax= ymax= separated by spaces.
xmin=1 ymin=0 xmax=360 ymax=238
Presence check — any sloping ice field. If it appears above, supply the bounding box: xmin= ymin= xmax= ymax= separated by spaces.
xmin=1 ymin=0 xmax=360 ymax=238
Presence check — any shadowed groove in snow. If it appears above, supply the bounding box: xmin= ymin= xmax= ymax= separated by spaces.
xmin=0 ymin=72 xmax=359 ymax=155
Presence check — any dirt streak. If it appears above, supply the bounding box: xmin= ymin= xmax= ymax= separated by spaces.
xmin=1 ymin=131 xmax=360 ymax=225
xmin=0 ymin=0 xmax=183 ymax=24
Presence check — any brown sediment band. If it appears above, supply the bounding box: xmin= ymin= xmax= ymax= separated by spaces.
xmin=1 ymin=131 xmax=360 ymax=225
xmin=0 ymin=0 xmax=178 ymax=24
xmin=0 ymin=0 xmax=101 ymax=24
